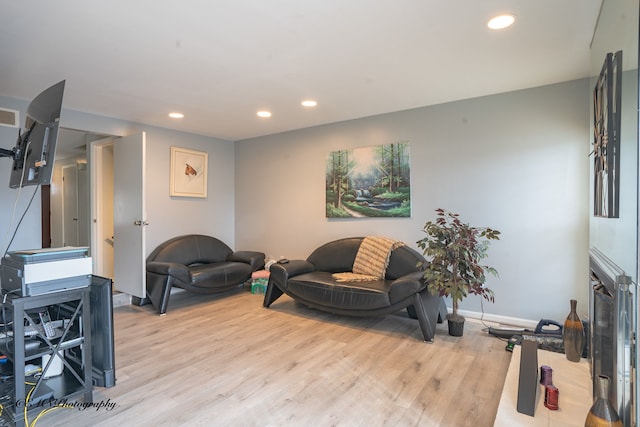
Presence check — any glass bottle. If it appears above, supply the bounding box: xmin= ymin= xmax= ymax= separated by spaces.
xmin=584 ymin=375 xmax=623 ymax=426
xmin=563 ymin=299 xmax=584 ymax=362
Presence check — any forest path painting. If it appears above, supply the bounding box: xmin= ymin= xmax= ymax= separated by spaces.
xmin=326 ymin=142 xmax=411 ymax=218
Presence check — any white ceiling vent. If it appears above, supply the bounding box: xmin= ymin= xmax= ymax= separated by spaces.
xmin=0 ymin=108 xmax=19 ymax=128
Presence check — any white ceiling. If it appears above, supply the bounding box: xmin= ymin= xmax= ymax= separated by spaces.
xmin=1 ymin=1 xmax=602 ymax=143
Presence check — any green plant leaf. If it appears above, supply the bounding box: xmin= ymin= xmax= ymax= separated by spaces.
xmin=417 ymin=209 xmax=500 ymax=316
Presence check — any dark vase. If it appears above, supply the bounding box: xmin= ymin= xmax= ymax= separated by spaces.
xmin=584 ymin=375 xmax=623 ymax=426
xmin=447 ymin=318 xmax=464 ymax=336
xmin=563 ymin=299 xmax=584 ymax=362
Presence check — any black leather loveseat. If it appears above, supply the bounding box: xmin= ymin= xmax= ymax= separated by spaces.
xmin=146 ymin=234 xmax=265 ymax=314
xmin=263 ymin=237 xmax=446 ymax=342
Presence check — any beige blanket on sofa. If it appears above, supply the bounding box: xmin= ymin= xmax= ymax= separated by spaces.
xmin=332 ymin=236 xmax=405 ymax=282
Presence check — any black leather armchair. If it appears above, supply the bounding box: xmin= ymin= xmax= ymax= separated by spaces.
xmin=263 ymin=237 xmax=447 ymax=342
xmin=146 ymin=234 xmax=265 ymax=314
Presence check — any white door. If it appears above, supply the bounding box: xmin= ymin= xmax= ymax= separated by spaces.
xmin=62 ymin=164 xmax=79 ymax=246
xmin=89 ymin=138 xmax=114 ymax=278
xmin=113 ymin=132 xmax=147 ymax=298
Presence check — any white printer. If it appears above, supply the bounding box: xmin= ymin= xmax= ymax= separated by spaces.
xmin=1 ymin=246 xmax=92 ymax=296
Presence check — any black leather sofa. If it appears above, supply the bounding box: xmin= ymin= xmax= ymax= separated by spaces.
xmin=146 ymin=234 xmax=265 ymax=314
xmin=263 ymin=237 xmax=447 ymax=342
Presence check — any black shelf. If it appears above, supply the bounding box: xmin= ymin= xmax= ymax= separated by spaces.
xmin=0 ymin=289 xmax=93 ymax=427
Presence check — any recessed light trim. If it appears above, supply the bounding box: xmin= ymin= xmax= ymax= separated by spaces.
xmin=257 ymin=110 xmax=272 ymax=118
xmin=488 ymin=14 xmax=515 ymax=30
xmin=301 ymin=100 xmax=317 ymax=107
xmin=169 ymin=112 xmax=184 ymax=119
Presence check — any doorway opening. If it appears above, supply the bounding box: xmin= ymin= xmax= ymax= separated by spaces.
xmin=42 ymin=128 xmax=114 ymax=278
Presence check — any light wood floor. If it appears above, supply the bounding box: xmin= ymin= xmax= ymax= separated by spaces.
xmin=41 ymin=287 xmax=511 ymax=427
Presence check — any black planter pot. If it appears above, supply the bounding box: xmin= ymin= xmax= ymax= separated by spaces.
xmin=447 ymin=318 xmax=465 ymax=336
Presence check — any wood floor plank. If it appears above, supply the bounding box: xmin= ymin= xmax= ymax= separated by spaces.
xmin=38 ymin=289 xmax=511 ymax=426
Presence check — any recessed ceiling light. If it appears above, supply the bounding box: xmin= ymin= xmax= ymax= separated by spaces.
xmin=257 ymin=110 xmax=272 ymax=118
xmin=301 ymin=100 xmax=317 ymax=107
xmin=169 ymin=112 xmax=184 ymax=119
xmin=488 ymin=14 xmax=515 ymax=30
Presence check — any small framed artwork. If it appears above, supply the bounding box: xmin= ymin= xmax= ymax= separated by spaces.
xmin=170 ymin=146 xmax=208 ymax=198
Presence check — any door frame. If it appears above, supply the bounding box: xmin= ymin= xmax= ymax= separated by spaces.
xmin=41 ymin=185 xmax=51 ymax=248
xmin=89 ymin=137 xmax=114 ymax=278
xmin=61 ymin=163 xmax=79 ymax=247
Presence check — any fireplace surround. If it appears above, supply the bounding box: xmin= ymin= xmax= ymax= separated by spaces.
xmin=589 ymin=247 xmax=636 ymax=425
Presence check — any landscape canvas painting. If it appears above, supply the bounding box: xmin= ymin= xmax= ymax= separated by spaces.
xmin=326 ymin=142 xmax=411 ymax=218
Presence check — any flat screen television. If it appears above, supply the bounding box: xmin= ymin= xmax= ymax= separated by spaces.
xmin=0 ymin=80 xmax=65 ymax=188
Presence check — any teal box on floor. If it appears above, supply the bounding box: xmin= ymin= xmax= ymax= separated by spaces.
xmin=251 ymin=270 xmax=270 ymax=294
xmin=251 ymin=279 xmax=268 ymax=294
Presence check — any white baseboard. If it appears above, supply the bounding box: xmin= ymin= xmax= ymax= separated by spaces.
xmin=450 ymin=307 xmax=540 ymax=329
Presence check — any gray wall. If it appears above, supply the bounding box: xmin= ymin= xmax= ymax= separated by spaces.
xmin=589 ymin=0 xmax=639 ymax=283
xmin=235 ymin=79 xmax=591 ymax=325
xmin=0 ymin=96 xmax=43 ymax=253
xmin=142 ymin=126 xmax=236 ymax=254
xmin=0 ymin=95 xmax=236 ymax=260
xmin=589 ymin=69 xmax=639 ymax=279
xmin=1 ymin=79 xmax=591 ymax=324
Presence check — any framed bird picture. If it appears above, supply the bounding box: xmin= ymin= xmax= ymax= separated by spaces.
xmin=170 ymin=146 xmax=208 ymax=198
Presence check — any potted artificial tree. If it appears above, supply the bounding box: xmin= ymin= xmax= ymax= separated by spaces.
xmin=417 ymin=208 xmax=500 ymax=336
